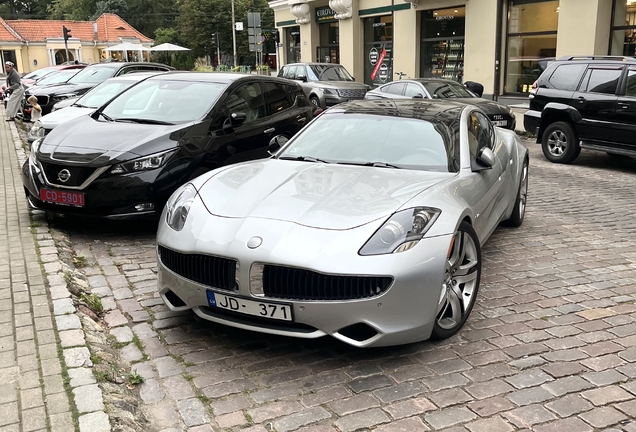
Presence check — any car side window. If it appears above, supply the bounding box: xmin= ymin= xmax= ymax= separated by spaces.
xmin=548 ymin=64 xmax=586 ymax=91
xmin=223 ymin=82 xmax=266 ymax=124
xmin=385 ymin=83 xmax=406 ymax=95
xmin=626 ymin=69 xmax=636 ymax=97
xmin=404 ymin=83 xmax=423 ymax=98
xmin=467 ymin=112 xmax=493 ymax=160
xmin=116 ymin=66 xmax=139 ymax=76
xmin=282 ymin=66 xmax=296 ymax=79
xmin=262 ymin=81 xmax=291 ymax=115
xmin=580 ymin=68 xmax=622 ymax=94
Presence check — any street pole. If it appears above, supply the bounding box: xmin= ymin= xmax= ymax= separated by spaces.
xmin=231 ymin=0 xmax=237 ymax=68
xmin=216 ymin=33 xmax=221 ymax=68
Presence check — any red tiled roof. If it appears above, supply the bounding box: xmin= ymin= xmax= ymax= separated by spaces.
xmin=0 ymin=17 xmax=22 ymax=42
xmin=2 ymin=14 xmax=151 ymax=43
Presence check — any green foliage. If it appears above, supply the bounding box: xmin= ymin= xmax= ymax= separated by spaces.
xmin=80 ymin=292 xmax=104 ymax=314
xmin=91 ymin=0 xmax=127 ymax=19
xmin=126 ymin=370 xmax=145 ymax=385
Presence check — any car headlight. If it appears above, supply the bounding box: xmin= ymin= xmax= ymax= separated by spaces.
xmin=165 ymin=183 xmax=197 ymax=231
xmin=109 ymin=149 xmax=176 ymax=174
xmin=30 ymin=121 xmax=45 ymax=138
xmin=30 ymin=138 xmax=42 ymax=164
xmin=319 ymin=87 xmax=336 ymax=95
xmin=359 ymin=207 xmax=441 ymax=256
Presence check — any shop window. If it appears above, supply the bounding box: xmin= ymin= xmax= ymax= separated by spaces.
xmin=364 ymin=15 xmax=393 ymax=86
xmin=504 ymin=0 xmax=558 ymax=94
xmin=420 ymin=7 xmax=465 ymax=82
xmin=610 ymin=1 xmax=636 ymax=56
xmin=286 ymin=26 xmax=301 ymax=64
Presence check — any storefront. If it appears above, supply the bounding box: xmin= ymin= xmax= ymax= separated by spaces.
xmin=420 ymin=7 xmax=466 ymax=83
xmin=504 ymin=0 xmax=558 ymax=94
xmin=364 ymin=15 xmax=393 ymax=86
xmin=316 ymin=6 xmax=339 ymax=63
xmin=286 ymin=26 xmax=301 ymax=64
xmin=610 ymin=0 xmax=636 ymax=55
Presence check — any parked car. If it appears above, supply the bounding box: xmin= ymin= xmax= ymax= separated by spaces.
xmin=21 ymin=63 xmax=87 ymax=87
xmin=25 ymin=62 xmax=174 ymax=116
xmin=524 ymin=55 xmax=636 ymax=164
xmin=23 ymin=69 xmax=84 ymax=119
xmin=156 ymin=99 xmax=529 ymax=348
xmin=278 ymin=62 xmax=371 ymax=109
xmin=365 ymin=78 xmax=517 ymax=130
xmin=28 ymin=72 xmax=164 ymax=143
xmin=22 ymin=73 xmax=315 ymax=219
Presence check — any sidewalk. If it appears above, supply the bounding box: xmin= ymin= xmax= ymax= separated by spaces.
xmin=0 ymin=116 xmax=109 ymax=431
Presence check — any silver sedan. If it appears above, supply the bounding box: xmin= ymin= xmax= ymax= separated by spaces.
xmin=156 ymin=99 xmax=529 ymax=348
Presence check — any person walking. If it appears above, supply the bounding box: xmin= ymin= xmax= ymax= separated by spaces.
xmin=5 ymin=61 xmax=24 ymax=121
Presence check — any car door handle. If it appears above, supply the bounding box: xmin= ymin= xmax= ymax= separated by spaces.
xmin=618 ymin=103 xmax=630 ymax=109
xmin=264 ymin=127 xmax=275 ymax=134
xmin=297 ymin=117 xmax=306 ymax=124
xmin=577 ymin=96 xmax=586 ymax=103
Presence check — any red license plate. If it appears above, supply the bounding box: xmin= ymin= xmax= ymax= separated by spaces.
xmin=39 ymin=188 xmax=85 ymax=207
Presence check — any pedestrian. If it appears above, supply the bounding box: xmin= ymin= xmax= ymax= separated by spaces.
xmin=27 ymin=95 xmax=42 ymax=123
xmin=4 ymin=61 xmax=24 ymax=121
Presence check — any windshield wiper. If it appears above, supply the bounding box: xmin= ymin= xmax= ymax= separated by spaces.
xmin=338 ymin=161 xmax=401 ymax=169
xmin=279 ymin=155 xmax=330 ymax=164
xmin=114 ymin=118 xmax=174 ymax=125
xmin=72 ymin=103 xmax=90 ymax=108
xmin=97 ymin=111 xmax=113 ymax=122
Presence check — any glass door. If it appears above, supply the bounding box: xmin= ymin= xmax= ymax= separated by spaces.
xmin=420 ymin=7 xmax=466 ymax=83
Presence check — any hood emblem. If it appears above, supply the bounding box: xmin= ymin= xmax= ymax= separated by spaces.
xmin=57 ymin=169 xmax=71 ymax=183
xmin=247 ymin=236 xmax=262 ymax=249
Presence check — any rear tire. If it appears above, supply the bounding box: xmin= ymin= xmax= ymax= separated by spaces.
xmin=541 ymin=121 xmax=580 ymax=164
xmin=503 ymin=158 xmax=528 ymax=227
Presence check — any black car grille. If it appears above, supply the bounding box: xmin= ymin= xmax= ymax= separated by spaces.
xmin=262 ymin=265 xmax=392 ymax=301
xmin=40 ymin=162 xmax=97 ymax=187
xmin=337 ymin=88 xmax=367 ymax=98
xmin=158 ymin=245 xmax=238 ymax=292
xmin=36 ymin=95 xmax=50 ymax=107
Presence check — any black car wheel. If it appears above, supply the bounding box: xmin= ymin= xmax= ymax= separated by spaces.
xmin=503 ymin=158 xmax=528 ymax=227
xmin=541 ymin=121 xmax=580 ymax=164
xmin=431 ymin=221 xmax=481 ymax=340
xmin=310 ymin=96 xmax=320 ymax=107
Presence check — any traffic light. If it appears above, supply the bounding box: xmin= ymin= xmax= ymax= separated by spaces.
xmin=214 ymin=32 xmax=221 ymax=46
xmin=273 ymin=30 xmax=279 ymax=43
xmin=63 ymin=26 xmax=71 ymax=42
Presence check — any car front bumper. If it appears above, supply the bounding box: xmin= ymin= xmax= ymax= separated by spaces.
xmin=156 ymin=211 xmax=453 ymax=348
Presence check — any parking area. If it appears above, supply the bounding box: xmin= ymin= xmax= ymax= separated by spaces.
xmin=45 ymin=140 xmax=636 ymax=431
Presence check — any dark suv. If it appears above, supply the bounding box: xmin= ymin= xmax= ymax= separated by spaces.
xmin=524 ymin=55 xmax=636 ymax=164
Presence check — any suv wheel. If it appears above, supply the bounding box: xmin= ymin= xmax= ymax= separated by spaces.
xmin=541 ymin=121 xmax=581 ymax=164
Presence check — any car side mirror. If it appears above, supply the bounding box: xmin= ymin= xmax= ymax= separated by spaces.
xmin=296 ymin=75 xmax=307 ymax=82
xmin=475 ymin=147 xmax=495 ymax=170
xmin=268 ymin=135 xmax=289 ymax=155
xmin=412 ymin=93 xmax=424 ymax=99
xmin=230 ymin=112 xmax=246 ymax=126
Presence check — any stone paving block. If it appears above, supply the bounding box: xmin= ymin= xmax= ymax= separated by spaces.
xmin=384 ymin=396 xmax=436 ymax=420
xmin=545 ymin=393 xmax=593 ymax=417
xmin=54 ymin=314 xmax=81 ymax=331
xmin=163 ymin=375 xmax=196 ymax=401
xmin=333 ymin=407 xmax=388 ymax=432
xmin=347 ymin=374 xmax=393 ymax=393
xmin=468 ymin=396 xmax=516 ymax=418
xmin=502 ymin=404 xmax=556 ymax=428
xmin=63 ymin=347 xmax=92 ymax=368
xmin=59 ymin=329 xmax=86 ymax=348
xmin=422 ymin=373 xmax=469 ymax=391
xmin=505 ymin=369 xmax=554 ymax=389
xmin=43 ymin=375 xmax=65 ymax=395
xmin=120 ymin=343 xmax=143 ymax=363
xmin=45 ymin=392 xmax=71 ymax=415
xmin=176 ymin=398 xmax=210 ymax=427
xmin=428 ymin=387 xmax=473 ymax=408
xmin=78 ymin=411 xmax=110 ymax=432
xmin=52 ymin=298 xmax=75 ymax=315
xmin=21 ymin=406 xmax=46 ymax=431
xmin=104 ymin=310 xmax=128 ymax=327
xmin=578 ymin=406 xmax=627 ymax=429
xmin=20 ymin=387 xmax=44 ymax=409
xmin=139 ymin=379 xmax=165 ymax=404
xmin=581 ymin=385 xmax=635 ymax=406
xmin=583 ymin=369 xmax=628 ymax=386
xmin=424 ymin=407 xmax=477 ymax=429
xmin=375 ymin=416 xmax=430 ymax=432
xmin=532 ymin=417 xmax=594 ymax=432
xmin=373 ymin=380 xmax=426 ymax=404
xmin=0 ymin=401 xmax=19 ymax=426
xmin=248 ymin=400 xmax=303 ymax=423
xmin=212 ymin=395 xmax=252 ymax=416
xmin=49 ymin=411 xmax=74 ymax=432
xmin=154 ymin=356 xmax=181 ymax=378
xmin=68 ymin=367 xmax=96 ymax=388
xmin=466 ymin=379 xmax=515 ymax=400
xmin=73 ymin=384 xmax=105 ymax=413
xmin=328 ymin=393 xmax=379 ymax=416
xmin=465 ymin=416 xmax=514 ymax=432
xmin=301 ymin=386 xmax=350 ymax=407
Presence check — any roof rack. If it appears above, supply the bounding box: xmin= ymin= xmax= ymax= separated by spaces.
xmin=558 ymin=55 xmax=636 ymax=61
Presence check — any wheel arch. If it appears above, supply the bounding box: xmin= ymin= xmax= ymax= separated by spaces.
xmin=537 ymin=103 xmax=581 ymax=141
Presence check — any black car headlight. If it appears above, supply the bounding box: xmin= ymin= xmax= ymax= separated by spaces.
xmin=359 ymin=207 xmax=441 ymax=256
xmin=109 ymin=149 xmax=176 ymax=174
xmin=165 ymin=183 xmax=197 ymax=231
xmin=29 ymin=138 xmax=42 ymax=164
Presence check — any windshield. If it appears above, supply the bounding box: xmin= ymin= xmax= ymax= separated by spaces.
xmin=35 ymin=70 xmax=79 ymax=86
xmin=76 ymin=80 xmax=139 ymax=109
xmin=102 ymin=79 xmax=226 ymax=124
xmin=24 ymin=68 xmax=57 ymax=80
xmin=422 ymin=81 xmax=474 ymax=99
xmin=68 ymin=67 xmax=117 ymax=84
xmin=308 ymin=65 xmax=354 ymax=82
xmin=278 ymin=113 xmax=459 ymax=172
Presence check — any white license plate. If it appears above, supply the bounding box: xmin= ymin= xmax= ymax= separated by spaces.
xmin=207 ymin=291 xmax=292 ymax=321
xmin=493 ymin=120 xmax=508 ymax=126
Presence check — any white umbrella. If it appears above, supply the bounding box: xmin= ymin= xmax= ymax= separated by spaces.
xmin=104 ymin=42 xmax=150 ymax=52
xmin=150 ymin=43 xmax=190 ymax=51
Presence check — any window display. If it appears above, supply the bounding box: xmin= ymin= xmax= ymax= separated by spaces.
xmin=286 ymin=26 xmax=301 ymax=64
xmin=364 ymin=15 xmax=393 ymax=86
xmin=610 ymin=0 xmax=636 ymax=56
xmin=420 ymin=7 xmax=466 ymax=83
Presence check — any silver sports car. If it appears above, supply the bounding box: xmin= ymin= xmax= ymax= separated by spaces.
xmin=157 ymin=100 xmax=529 ymax=348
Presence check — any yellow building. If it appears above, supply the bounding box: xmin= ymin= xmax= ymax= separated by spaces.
xmin=271 ymin=0 xmax=635 ymax=98
xmin=0 ymin=13 xmax=153 ymax=75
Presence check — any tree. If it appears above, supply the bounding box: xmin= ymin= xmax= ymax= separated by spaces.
xmin=91 ymin=0 xmax=127 ymax=19
xmin=48 ymin=0 xmax=95 ymax=20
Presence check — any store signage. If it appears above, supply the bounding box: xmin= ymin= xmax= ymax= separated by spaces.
xmin=373 ymin=22 xmax=387 ymax=27
xmin=369 ymin=47 xmax=379 ymax=66
xmin=315 ymin=6 xmax=337 ymax=23
xmin=378 ymin=63 xmax=389 ymax=82
xmin=435 ymin=15 xmax=454 ymax=20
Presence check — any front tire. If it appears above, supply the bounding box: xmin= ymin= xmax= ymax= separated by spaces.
xmin=431 ymin=221 xmax=481 ymax=340
xmin=541 ymin=121 xmax=580 ymax=164
xmin=503 ymin=158 xmax=528 ymax=227
xmin=310 ymin=96 xmax=321 ymax=108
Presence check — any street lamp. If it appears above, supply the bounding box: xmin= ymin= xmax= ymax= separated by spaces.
xmin=231 ymin=0 xmax=237 ymax=68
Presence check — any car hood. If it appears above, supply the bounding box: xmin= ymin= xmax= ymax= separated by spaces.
xmin=28 ymin=82 xmax=94 ymax=96
xmin=455 ymin=98 xmax=510 ymax=115
xmin=197 ymin=159 xmax=453 ymax=230
xmin=40 ymin=107 xmax=94 ymax=129
xmin=307 ymin=81 xmax=370 ymax=90
xmin=38 ymin=115 xmax=188 ymax=165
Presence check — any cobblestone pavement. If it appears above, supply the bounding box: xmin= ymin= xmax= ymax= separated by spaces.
xmin=24 ymin=135 xmax=636 ymax=431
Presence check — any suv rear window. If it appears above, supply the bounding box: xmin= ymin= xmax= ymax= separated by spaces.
xmin=547 ymin=64 xmax=586 ymax=91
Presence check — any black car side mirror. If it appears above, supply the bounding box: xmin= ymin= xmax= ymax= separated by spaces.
xmin=268 ymin=135 xmax=289 ymax=155
xmin=296 ymin=75 xmax=307 ymax=82
xmin=412 ymin=93 xmax=424 ymax=99
xmin=230 ymin=112 xmax=246 ymax=126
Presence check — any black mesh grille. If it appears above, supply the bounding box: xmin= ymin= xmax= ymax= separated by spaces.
xmin=262 ymin=265 xmax=392 ymax=301
xmin=159 ymin=245 xmax=237 ymax=292
xmin=40 ymin=162 xmax=97 ymax=187
xmin=337 ymin=88 xmax=367 ymax=98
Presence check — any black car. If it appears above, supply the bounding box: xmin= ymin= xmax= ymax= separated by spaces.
xmin=22 ymin=73 xmax=315 ymax=219
xmin=365 ymin=78 xmax=517 ymax=130
xmin=524 ymin=55 xmax=636 ymax=164
xmin=25 ymin=62 xmax=173 ymax=116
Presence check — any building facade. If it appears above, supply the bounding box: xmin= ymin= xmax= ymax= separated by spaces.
xmin=270 ymin=0 xmax=635 ymax=98
xmin=0 ymin=14 xmax=152 ymax=74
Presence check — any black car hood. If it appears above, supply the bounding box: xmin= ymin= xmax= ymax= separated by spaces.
xmin=38 ymin=114 xmax=191 ymax=166
xmin=455 ymin=98 xmax=509 ymax=115
xmin=28 ymin=82 xmax=94 ymax=97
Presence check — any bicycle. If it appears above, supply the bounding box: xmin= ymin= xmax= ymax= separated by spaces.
xmin=395 ymin=71 xmax=408 ymax=80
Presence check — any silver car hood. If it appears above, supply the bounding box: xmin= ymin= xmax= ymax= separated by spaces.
xmin=197 ymin=159 xmax=454 ymax=230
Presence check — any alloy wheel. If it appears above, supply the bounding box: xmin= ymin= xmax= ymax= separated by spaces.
xmin=518 ymin=162 xmax=528 ymax=219
xmin=436 ymin=230 xmax=479 ymax=330
xmin=547 ymin=130 xmax=567 ymax=156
